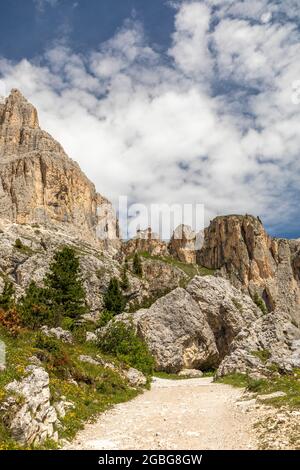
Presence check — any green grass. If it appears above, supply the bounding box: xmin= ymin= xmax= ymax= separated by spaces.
xmin=137 ymin=252 xmax=215 ymax=280
xmin=0 ymin=326 xmax=143 ymax=449
xmin=251 ymin=349 xmax=271 ymax=363
xmin=217 ymin=370 xmax=300 ymax=409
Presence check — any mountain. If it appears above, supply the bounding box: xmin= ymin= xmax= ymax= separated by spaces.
xmin=0 ymin=89 xmax=118 ymax=245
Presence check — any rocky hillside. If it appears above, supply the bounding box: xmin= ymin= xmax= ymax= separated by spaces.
xmin=198 ymin=215 xmax=300 ymax=326
xmin=0 ymin=89 xmax=118 ymax=246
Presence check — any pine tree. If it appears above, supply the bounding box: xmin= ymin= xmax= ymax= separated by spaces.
xmin=45 ymin=246 xmax=88 ymax=319
xmin=19 ymin=281 xmax=51 ymax=329
xmin=120 ymin=264 xmax=130 ymax=290
xmin=103 ymin=277 xmax=126 ymax=315
xmin=0 ymin=279 xmax=15 ymax=311
xmin=133 ymin=252 xmax=143 ymax=277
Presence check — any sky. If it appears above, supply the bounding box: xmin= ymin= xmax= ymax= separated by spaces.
xmin=0 ymin=0 xmax=300 ymax=238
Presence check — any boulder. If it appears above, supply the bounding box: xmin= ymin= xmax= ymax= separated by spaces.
xmin=113 ymin=276 xmax=261 ymax=372
xmin=41 ymin=326 xmax=73 ymax=344
xmin=1 ymin=365 xmax=62 ymax=445
xmin=122 ymin=367 xmax=147 ymax=387
xmin=178 ymin=369 xmax=203 ymax=378
xmin=217 ymin=312 xmax=300 ymax=378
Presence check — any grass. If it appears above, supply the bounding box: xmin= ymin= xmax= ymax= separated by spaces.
xmin=0 ymin=326 xmax=143 ymax=449
xmin=137 ymin=251 xmax=215 ymax=281
xmin=217 ymin=369 xmax=300 ymax=409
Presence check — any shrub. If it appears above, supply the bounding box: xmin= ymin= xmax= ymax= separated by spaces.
xmin=103 ymin=278 xmax=126 ymax=315
xmin=0 ymin=307 xmax=21 ymax=336
xmin=0 ymin=280 xmax=15 ymax=311
xmin=14 ymin=238 xmax=23 ymax=250
xmin=120 ymin=265 xmax=130 ymax=291
xmin=253 ymin=292 xmax=268 ymax=315
xmin=44 ymin=246 xmax=88 ymax=319
xmin=132 ymin=253 xmax=143 ymax=276
xmin=18 ymin=281 xmax=54 ymax=329
xmin=97 ymin=310 xmax=115 ymax=328
xmin=98 ymin=321 xmax=154 ymax=376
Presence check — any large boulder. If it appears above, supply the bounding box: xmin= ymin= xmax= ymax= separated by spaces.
xmin=112 ymin=275 xmax=261 ymax=372
xmin=217 ymin=313 xmax=300 ymax=378
xmin=1 ymin=365 xmax=64 ymax=445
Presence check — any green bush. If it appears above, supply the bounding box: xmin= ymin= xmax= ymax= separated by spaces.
xmin=103 ymin=278 xmax=126 ymax=315
xmin=132 ymin=253 xmax=143 ymax=276
xmin=98 ymin=321 xmax=154 ymax=376
xmin=253 ymin=292 xmax=268 ymax=315
xmin=97 ymin=310 xmax=115 ymax=328
xmin=0 ymin=280 xmax=15 ymax=311
xmin=18 ymin=281 xmax=54 ymax=329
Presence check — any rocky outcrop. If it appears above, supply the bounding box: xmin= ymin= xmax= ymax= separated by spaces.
xmin=40 ymin=326 xmax=73 ymax=344
xmin=198 ymin=215 xmax=300 ymax=325
xmin=122 ymin=228 xmax=168 ymax=259
xmin=217 ymin=313 xmax=300 ymax=378
xmin=0 ymin=89 xmax=118 ymax=246
xmin=0 ymin=365 xmax=69 ymax=445
xmin=168 ymin=225 xmax=197 ymax=264
xmin=111 ymin=275 xmax=261 ymax=372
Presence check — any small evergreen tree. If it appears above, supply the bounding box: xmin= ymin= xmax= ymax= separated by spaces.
xmin=45 ymin=246 xmax=88 ymax=320
xmin=19 ymin=281 xmax=52 ymax=329
xmin=120 ymin=264 xmax=130 ymax=290
xmin=103 ymin=277 xmax=126 ymax=315
xmin=132 ymin=253 xmax=143 ymax=277
xmin=0 ymin=279 xmax=15 ymax=311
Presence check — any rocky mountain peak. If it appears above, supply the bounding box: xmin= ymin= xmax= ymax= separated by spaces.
xmin=0 ymin=89 xmax=118 ymax=246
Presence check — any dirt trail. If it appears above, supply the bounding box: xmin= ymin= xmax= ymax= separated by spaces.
xmin=65 ymin=377 xmax=259 ymax=450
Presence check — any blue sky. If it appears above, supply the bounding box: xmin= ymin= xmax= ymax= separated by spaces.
xmin=0 ymin=0 xmax=300 ymax=238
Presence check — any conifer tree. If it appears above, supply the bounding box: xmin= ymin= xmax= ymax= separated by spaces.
xmin=132 ymin=252 xmax=143 ymax=277
xmin=45 ymin=246 xmax=88 ymax=319
xmin=0 ymin=279 xmax=15 ymax=311
xmin=103 ymin=277 xmax=126 ymax=315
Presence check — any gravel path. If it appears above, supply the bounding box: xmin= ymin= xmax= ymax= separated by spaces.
xmin=65 ymin=377 xmax=259 ymax=450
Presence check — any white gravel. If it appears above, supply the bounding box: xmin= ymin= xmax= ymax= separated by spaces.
xmin=65 ymin=377 xmax=259 ymax=450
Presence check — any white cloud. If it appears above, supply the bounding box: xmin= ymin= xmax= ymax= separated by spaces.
xmin=33 ymin=0 xmax=59 ymax=12
xmin=1 ymin=0 xmax=300 ymax=236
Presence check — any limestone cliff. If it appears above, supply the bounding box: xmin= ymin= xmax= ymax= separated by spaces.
xmin=0 ymin=89 xmax=118 ymax=245
xmin=198 ymin=215 xmax=300 ymax=325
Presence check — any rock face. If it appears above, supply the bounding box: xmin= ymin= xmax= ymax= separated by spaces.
xmin=1 ymin=365 xmax=63 ymax=445
xmin=113 ymin=275 xmax=261 ymax=372
xmin=217 ymin=313 xmax=300 ymax=378
xmin=122 ymin=228 xmax=169 ymax=259
xmin=0 ymin=89 xmax=118 ymax=245
xmin=168 ymin=225 xmax=197 ymax=264
xmin=198 ymin=215 xmax=300 ymax=325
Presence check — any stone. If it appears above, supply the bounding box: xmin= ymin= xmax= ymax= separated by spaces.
xmin=79 ymin=355 xmax=101 ymax=366
xmin=41 ymin=326 xmax=73 ymax=344
xmin=178 ymin=369 xmax=203 ymax=378
xmin=257 ymin=391 xmax=287 ymax=401
xmin=217 ymin=312 xmax=300 ymax=378
xmin=86 ymin=331 xmax=98 ymax=342
xmin=112 ymin=275 xmax=261 ymax=372
xmin=1 ymin=365 xmax=61 ymax=445
xmin=123 ymin=367 xmax=147 ymax=387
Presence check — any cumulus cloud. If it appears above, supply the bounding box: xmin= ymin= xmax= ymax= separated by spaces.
xmin=1 ymin=0 xmax=300 ymax=237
